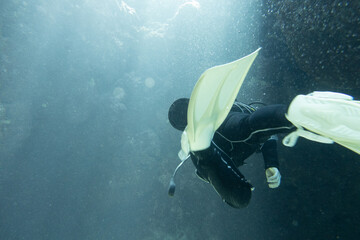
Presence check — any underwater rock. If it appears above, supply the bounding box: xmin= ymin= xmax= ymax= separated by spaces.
xmin=265 ymin=0 xmax=360 ymax=92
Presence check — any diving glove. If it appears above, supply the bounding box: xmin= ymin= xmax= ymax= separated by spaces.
xmin=265 ymin=167 xmax=281 ymax=188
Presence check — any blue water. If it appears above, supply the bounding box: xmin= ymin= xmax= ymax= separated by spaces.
xmin=1 ymin=1 xmax=359 ymax=239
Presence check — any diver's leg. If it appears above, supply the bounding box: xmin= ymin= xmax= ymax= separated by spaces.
xmin=243 ymin=104 xmax=294 ymax=143
xmin=219 ymin=104 xmax=294 ymax=143
xmin=247 ymin=104 xmax=291 ymax=132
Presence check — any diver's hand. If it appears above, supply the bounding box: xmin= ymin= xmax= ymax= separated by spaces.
xmin=265 ymin=167 xmax=281 ymax=188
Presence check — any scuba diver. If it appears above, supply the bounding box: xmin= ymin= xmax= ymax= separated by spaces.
xmin=168 ymin=98 xmax=293 ymax=208
xmin=167 ymin=92 xmax=360 ymax=209
xmin=166 ymin=48 xmax=359 ymax=209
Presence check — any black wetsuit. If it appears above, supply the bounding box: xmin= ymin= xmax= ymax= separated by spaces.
xmin=190 ymin=104 xmax=294 ymax=208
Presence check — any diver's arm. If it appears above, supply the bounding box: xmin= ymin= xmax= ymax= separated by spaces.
xmin=261 ymin=135 xmax=279 ymax=169
xmin=261 ymin=135 xmax=281 ymax=188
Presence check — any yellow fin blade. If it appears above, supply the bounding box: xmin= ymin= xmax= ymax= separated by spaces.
xmin=185 ymin=48 xmax=261 ymax=151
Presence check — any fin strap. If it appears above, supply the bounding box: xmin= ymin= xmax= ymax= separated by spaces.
xmin=282 ymin=124 xmax=334 ymax=147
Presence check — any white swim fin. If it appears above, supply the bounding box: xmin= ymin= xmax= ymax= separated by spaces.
xmin=179 ymin=48 xmax=261 ymax=157
xmin=283 ymin=91 xmax=360 ymax=155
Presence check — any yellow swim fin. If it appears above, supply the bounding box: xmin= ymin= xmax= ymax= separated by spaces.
xmin=283 ymin=91 xmax=360 ymax=155
xmin=178 ymin=48 xmax=261 ymax=159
